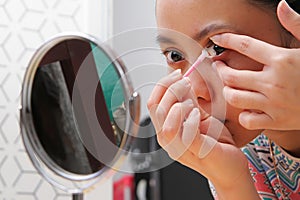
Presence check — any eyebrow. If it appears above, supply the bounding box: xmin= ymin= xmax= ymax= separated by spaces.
xmin=156 ymin=23 xmax=236 ymax=45
xmin=156 ymin=34 xmax=176 ymax=45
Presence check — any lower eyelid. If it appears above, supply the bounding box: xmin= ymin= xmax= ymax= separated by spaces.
xmin=167 ymin=60 xmax=188 ymax=71
xmin=211 ymin=50 xmax=229 ymax=61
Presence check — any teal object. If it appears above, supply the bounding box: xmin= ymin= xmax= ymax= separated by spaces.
xmin=91 ymin=43 xmax=125 ymax=121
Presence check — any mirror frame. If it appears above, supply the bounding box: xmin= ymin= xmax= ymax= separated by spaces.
xmin=20 ymin=32 xmax=140 ymax=192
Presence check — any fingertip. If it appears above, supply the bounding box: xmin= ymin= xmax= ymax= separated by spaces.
xmin=278 ymin=0 xmax=298 ymax=20
xmin=210 ymin=33 xmax=231 ymax=48
xmin=213 ymin=60 xmax=232 ymax=74
xmin=239 ymin=111 xmax=266 ymax=130
xmin=183 ymin=76 xmax=191 ymax=86
xmin=191 ymin=107 xmax=200 ymax=118
xmin=212 ymin=60 xmax=224 ymax=70
xmin=212 ymin=61 xmax=226 ymax=82
xmin=183 ymin=108 xmax=200 ymax=128
xmin=182 ymin=108 xmax=200 ymax=147
xmin=238 ymin=110 xmax=251 ymax=129
xmin=210 ymin=34 xmax=221 ymax=45
xmin=170 ymin=68 xmax=182 ymax=77
xmin=222 ymin=85 xmax=231 ymax=99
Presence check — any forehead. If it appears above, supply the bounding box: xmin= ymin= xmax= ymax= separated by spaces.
xmin=156 ymin=0 xmax=251 ymax=27
xmin=155 ymin=0 xmax=276 ymax=43
xmin=156 ymin=0 xmax=251 ymax=15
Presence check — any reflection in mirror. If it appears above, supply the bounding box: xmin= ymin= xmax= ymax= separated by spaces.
xmin=21 ymin=33 xmax=140 ymax=194
xmin=31 ymin=39 xmax=127 ymax=174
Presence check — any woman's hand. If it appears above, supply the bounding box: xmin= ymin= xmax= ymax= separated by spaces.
xmin=210 ymin=0 xmax=300 ymax=131
xmin=147 ymin=70 xmax=250 ymax=188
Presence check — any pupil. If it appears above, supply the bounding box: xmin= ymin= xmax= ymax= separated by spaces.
xmin=171 ymin=52 xmax=182 ymax=62
xmin=213 ymin=45 xmax=225 ymax=55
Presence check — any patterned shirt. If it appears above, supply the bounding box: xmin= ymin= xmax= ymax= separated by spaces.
xmin=209 ymin=134 xmax=300 ymax=199
xmin=242 ymin=134 xmax=300 ymax=200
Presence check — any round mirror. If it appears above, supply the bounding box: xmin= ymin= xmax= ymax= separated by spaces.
xmin=20 ymin=32 xmax=140 ymax=197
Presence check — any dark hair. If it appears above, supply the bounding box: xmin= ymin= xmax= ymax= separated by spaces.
xmin=249 ymin=0 xmax=300 ymax=14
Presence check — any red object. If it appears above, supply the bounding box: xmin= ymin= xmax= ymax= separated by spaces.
xmin=113 ymin=175 xmax=135 ymax=200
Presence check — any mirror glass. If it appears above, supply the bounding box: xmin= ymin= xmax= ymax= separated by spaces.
xmin=20 ymin=33 xmax=140 ymax=192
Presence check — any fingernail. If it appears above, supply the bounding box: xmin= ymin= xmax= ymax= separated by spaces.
xmin=184 ymin=99 xmax=193 ymax=106
xmin=212 ymin=61 xmax=221 ymax=76
xmin=281 ymin=0 xmax=292 ymax=14
xmin=280 ymin=0 xmax=300 ymax=17
xmin=190 ymin=108 xmax=200 ymax=117
xmin=183 ymin=77 xmax=191 ymax=87
xmin=210 ymin=34 xmax=221 ymax=44
xmin=182 ymin=108 xmax=199 ymax=147
xmin=212 ymin=61 xmax=224 ymax=80
xmin=222 ymin=86 xmax=229 ymax=100
xmin=170 ymin=69 xmax=182 ymax=78
xmin=183 ymin=99 xmax=194 ymax=110
xmin=212 ymin=62 xmax=217 ymax=72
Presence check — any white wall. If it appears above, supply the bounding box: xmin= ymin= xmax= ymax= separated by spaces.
xmin=111 ymin=0 xmax=167 ymax=120
xmin=0 ymin=0 xmax=112 ymax=199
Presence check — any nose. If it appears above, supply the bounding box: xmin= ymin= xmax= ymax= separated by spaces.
xmin=188 ymin=58 xmax=216 ymax=102
xmin=188 ymin=66 xmax=211 ymax=102
xmin=187 ymin=58 xmax=227 ymax=121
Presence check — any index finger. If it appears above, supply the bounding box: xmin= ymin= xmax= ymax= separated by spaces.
xmin=210 ymin=33 xmax=285 ymax=65
xmin=147 ymin=69 xmax=182 ymax=109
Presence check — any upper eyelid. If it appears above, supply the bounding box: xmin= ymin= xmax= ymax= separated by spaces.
xmin=163 ymin=41 xmax=214 ymax=56
xmin=161 ymin=48 xmax=186 ymax=58
xmin=205 ymin=40 xmax=214 ymax=47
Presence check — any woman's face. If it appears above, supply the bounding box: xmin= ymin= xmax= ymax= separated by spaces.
xmin=156 ymin=0 xmax=286 ymax=147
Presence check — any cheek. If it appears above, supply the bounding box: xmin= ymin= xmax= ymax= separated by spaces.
xmin=218 ymin=50 xmax=264 ymax=71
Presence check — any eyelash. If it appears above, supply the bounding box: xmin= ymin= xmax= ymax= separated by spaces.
xmin=206 ymin=41 xmax=227 ymax=57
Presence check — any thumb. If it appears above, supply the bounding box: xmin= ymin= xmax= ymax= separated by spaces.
xmin=277 ymin=0 xmax=300 ymax=41
xmin=200 ymin=116 xmax=235 ymax=145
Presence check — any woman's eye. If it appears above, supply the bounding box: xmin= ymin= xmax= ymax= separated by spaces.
xmin=165 ymin=50 xmax=185 ymax=63
xmin=206 ymin=43 xmax=226 ymax=56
